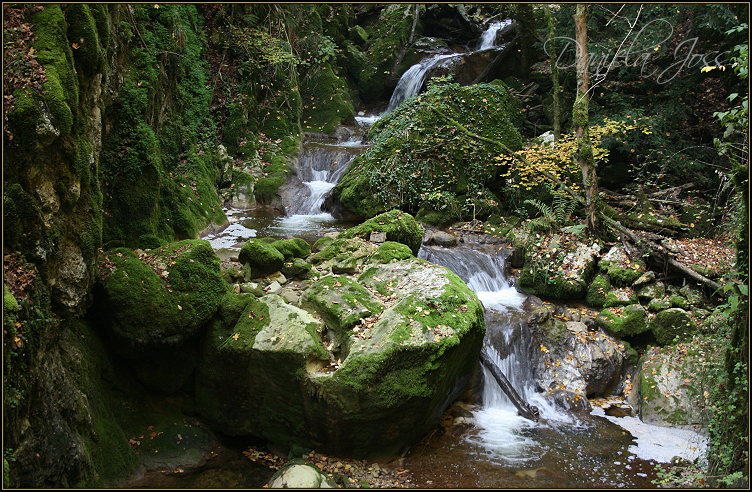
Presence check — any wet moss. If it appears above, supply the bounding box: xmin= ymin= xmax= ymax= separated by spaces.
xmin=596 ymin=304 xmax=649 ymax=338
xmin=373 ymin=241 xmax=414 ymax=263
xmin=66 ymin=4 xmax=104 ymax=74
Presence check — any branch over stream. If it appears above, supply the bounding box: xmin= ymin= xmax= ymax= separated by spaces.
xmin=480 ymin=344 xmax=540 ymax=422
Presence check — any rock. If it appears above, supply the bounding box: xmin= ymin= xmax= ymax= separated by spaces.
xmin=670 ymin=294 xmax=689 ymax=309
xmin=282 ymin=258 xmax=316 ymax=279
xmin=529 ymin=316 xmax=630 ymax=397
xmin=238 ymin=239 xmax=285 ymax=274
xmin=267 ymin=272 xmax=288 ymax=286
xmin=519 ymin=235 xmax=601 ymax=300
xmin=272 ymin=238 xmax=311 ymax=260
xmin=596 ymin=304 xmax=649 ymax=338
xmin=266 ymin=281 xmax=282 ymax=294
xmin=648 ymin=297 xmax=672 ymax=312
xmin=372 ymin=241 xmax=413 ymax=264
xmin=312 ymin=236 xmax=335 ymax=253
xmin=633 ymin=270 xmax=656 ymax=289
xmin=312 ymin=237 xmax=379 ymax=274
xmin=431 ymin=231 xmax=458 ymax=247
xmin=633 ymin=344 xmax=710 ymax=429
xmin=544 ymin=389 xmax=592 ymax=412
xmin=636 ymin=281 xmax=666 ymax=302
xmin=650 ymin=308 xmax=697 ymax=345
xmin=195 ymin=257 xmax=485 ymax=460
xmin=369 ymin=231 xmax=387 ymax=243
xmin=269 ymin=463 xmax=337 ymax=488
xmin=679 ymin=285 xmax=706 ymax=307
xmin=240 ymin=282 xmax=265 ymax=297
xmin=279 ymin=289 xmax=300 ymax=305
xmin=338 ymin=210 xmax=425 ymax=256
xmin=603 ymin=287 xmax=637 ymax=308
xmin=598 ymin=245 xmax=646 ymax=287
xmin=93 ymin=240 xmax=227 ymax=359
xmin=586 ymin=274 xmax=610 ymax=307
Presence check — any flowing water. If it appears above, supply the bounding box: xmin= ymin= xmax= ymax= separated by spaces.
xmin=410 ymin=244 xmax=706 ymax=488
xmin=387 ymin=19 xmax=514 ymax=112
xmin=203 ymin=136 xmax=365 ymax=247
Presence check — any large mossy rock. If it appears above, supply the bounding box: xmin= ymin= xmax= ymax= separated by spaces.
xmin=518 ymin=234 xmax=601 ymax=300
xmin=650 ymin=308 xmax=698 ymax=345
xmin=195 ymin=257 xmax=485 ymax=459
xmin=630 ymin=343 xmax=711 ymax=429
xmin=238 ymin=239 xmax=286 ymax=274
xmin=93 ymin=240 xmax=228 ymax=392
xmin=596 ymin=304 xmax=650 ymax=338
xmin=338 ymin=210 xmax=424 ymax=256
xmin=329 ymin=83 xmax=522 ymax=221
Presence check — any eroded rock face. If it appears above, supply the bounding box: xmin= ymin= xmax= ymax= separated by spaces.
xmin=524 ymin=297 xmax=631 ymax=398
xmin=195 ymin=250 xmax=485 ymax=459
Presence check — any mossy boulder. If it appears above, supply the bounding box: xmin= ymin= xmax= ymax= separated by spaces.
xmin=330 ymin=83 xmax=522 ymax=221
xmin=311 ymin=237 xmax=379 ymax=275
xmin=312 ymin=236 xmax=335 ymax=253
xmin=93 ymin=240 xmax=228 ymax=359
xmin=271 ymin=238 xmax=312 ymax=260
xmin=238 ymin=239 xmax=285 ymax=274
xmin=596 ymin=304 xmax=649 ymax=338
xmin=633 ymin=343 xmax=711 ymax=429
xmin=648 ymin=297 xmax=672 ymax=312
xmin=338 ymin=210 xmax=424 ymax=256
xmin=518 ymin=235 xmax=601 ymax=300
xmin=586 ymin=274 xmax=610 ymax=307
xmin=195 ymin=257 xmax=485 ymax=460
xmin=650 ymin=308 xmax=697 ymax=345
xmin=373 ymin=241 xmax=414 ymax=263
xmin=603 ymin=287 xmax=638 ymax=308
xmin=598 ymin=245 xmax=646 ymax=287
xmin=636 ymin=281 xmax=666 ymax=302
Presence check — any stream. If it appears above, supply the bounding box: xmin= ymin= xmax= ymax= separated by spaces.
xmin=165 ymin=20 xmax=709 ymax=486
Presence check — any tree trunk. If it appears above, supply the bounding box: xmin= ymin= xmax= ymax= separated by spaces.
xmin=574 ymin=4 xmax=598 ymax=232
xmin=480 ymin=345 xmax=540 ymax=422
xmin=544 ymin=5 xmax=561 ymax=141
xmin=516 ymin=4 xmax=536 ymax=78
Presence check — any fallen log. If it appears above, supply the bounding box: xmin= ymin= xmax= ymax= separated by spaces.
xmin=480 ymin=344 xmax=540 ymax=422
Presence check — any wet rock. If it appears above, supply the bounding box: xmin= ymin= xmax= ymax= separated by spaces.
xmin=239 ymin=239 xmax=285 ymax=274
xmin=430 ymin=231 xmax=458 ymax=247
xmin=544 ymin=389 xmax=592 ymax=412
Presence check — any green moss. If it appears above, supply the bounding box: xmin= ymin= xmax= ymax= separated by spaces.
xmin=137 ymin=234 xmax=168 ymax=250
xmin=331 ymin=83 xmax=522 ymax=220
xmin=238 ymin=239 xmax=285 ymax=273
xmin=300 ymin=59 xmax=355 ymax=134
xmin=271 ymin=238 xmax=312 ymax=260
xmin=95 ymin=240 xmax=228 ymax=356
xmin=339 ymin=210 xmax=424 ymax=256
xmin=254 ymin=176 xmax=286 ymax=204
xmin=586 ymin=274 xmax=610 ymax=307
xmin=649 ymin=308 xmax=697 ymax=345
xmin=66 ymin=4 xmax=104 ymax=74
xmin=373 ymin=241 xmax=413 ymax=263
xmin=312 ymin=236 xmax=335 ymax=253
xmin=596 ymin=304 xmax=649 ymax=338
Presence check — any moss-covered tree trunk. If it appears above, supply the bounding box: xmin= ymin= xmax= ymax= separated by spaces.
xmin=517 ymin=4 xmax=536 ymax=78
xmin=573 ymin=4 xmax=598 ymax=232
xmin=544 ymin=5 xmax=561 ymax=141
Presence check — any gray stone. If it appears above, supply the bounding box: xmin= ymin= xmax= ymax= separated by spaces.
xmin=269 ymin=463 xmax=336 ymax=488
xmin=431 ymin=231 xmax=458 ymax=247
xmin=266 ymin=281 xmax=282 ymax=294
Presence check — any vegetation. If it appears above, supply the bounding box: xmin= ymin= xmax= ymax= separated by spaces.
xmin=1 ymin=3 xmax=748 ymax=487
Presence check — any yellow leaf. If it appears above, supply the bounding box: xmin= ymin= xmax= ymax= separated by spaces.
xmin=177 ymin=305 xmax=182 ymax=310
xmin=233 ymin=333 xmax=240 ymax=341
xmin=72 ymin=42 xmax=80 ymax=49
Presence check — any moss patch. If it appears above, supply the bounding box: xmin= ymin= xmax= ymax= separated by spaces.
xmin=339 ymin=210 xmax=424 ymax=256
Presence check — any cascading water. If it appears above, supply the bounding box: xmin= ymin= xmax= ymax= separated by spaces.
xmin=419 ymin=244 xmax=565 ymax=462
xmin=387 ymin=19 xmax=514 ymax=112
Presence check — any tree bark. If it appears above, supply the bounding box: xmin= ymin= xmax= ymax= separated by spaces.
xmin=574 ymin=4 xmax=598 ymax=233
xmin=544 ymin=5 xmax=561 ymax=141
xmin=480 ymin=345 xmax=540 ymax=422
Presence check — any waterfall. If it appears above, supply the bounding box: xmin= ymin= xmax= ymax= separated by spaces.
xmin=387 ymin=19 xmax=515 ymax=113
xmin=386 ymin=53 xmax=460 ymax=112
xmin=477 ymin=20 xmax=513 ymax=50
xmin=287 ymin=140 xmax=363 ymax=216
xmin=419 ymin=244 xmax=567 ymax=462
